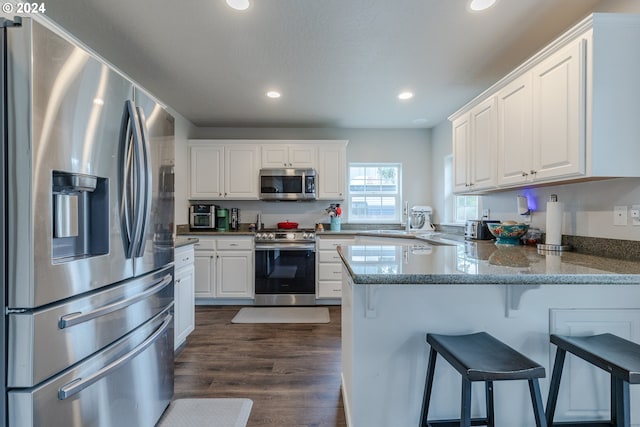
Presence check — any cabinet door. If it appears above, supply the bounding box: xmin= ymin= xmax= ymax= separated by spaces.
xmin=194 ymin=251 xmax=215 ymax=297
xmin=452 ymin=114 xmax=470 ymax=193
xmin=261 ymin=145 xmax=289 ymax=168
xmin=317 ymin=145 xmax=346 ymax=200
xmin=532 ymin=37 xmax=586 ymax=181
xmin=174 ymin=265 xmax=195 ymax=350
xmin=225 ymin=145 xmax=260 ymax=199
xmin=469 ymin=97 xmax=497 ymax=191
xmin=289 ymin=145 xmax=316 ymax=168
xmin=497 ymin=73 xmax=533 ymax=186
xmin=189 ymin=144 xmax=224 ymax=199
xmin=216 ymin=250 xmax=254 ymax=298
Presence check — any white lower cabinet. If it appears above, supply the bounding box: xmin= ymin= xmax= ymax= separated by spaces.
xmin=192 ymin=236 xmax=254 ymax=301
xmin=316 ymin=235 xmax=355 ymax=299
xmin=174 ymin=244 xmax=195 ymax=350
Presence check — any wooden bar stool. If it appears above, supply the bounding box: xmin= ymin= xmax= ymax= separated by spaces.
xmin=546 ymin=333 xmax=640 ymax=427
xmin=420 ymin=332 xmax=547 ymax=427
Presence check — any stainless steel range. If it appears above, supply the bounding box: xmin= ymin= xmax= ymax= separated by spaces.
xmin=254 ymin=229 xmax=316 ymax=306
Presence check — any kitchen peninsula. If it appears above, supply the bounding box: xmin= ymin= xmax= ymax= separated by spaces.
xmin=338 ymin=239 xmax=640 ymax=427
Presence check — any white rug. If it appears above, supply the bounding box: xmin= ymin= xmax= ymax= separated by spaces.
xmin=231 ymin=307 xmax=330 ymax=324
xmin=158 ymin=398 xmax=253 ymax=427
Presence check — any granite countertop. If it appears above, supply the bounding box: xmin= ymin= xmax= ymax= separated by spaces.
xmin=338 ymin=238 xmax=640 ymax=286
xmin=175 ymin=237 xmax=199 ymax=247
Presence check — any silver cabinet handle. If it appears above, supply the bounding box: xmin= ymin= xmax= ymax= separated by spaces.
xmin=58 ymin=312 xmax=173 ymax=400
xmin=59 ymin=274 xmax=172 ymax=329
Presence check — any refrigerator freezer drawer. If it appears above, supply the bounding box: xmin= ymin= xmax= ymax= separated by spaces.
xmin=8 ymin=306 xmax=174 ymax=427
xmin=7 ymin=266 xmax=174 ymax=388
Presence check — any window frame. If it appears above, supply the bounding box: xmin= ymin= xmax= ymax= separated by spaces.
xmin=347 ymin=162 xmax=403 ymax=224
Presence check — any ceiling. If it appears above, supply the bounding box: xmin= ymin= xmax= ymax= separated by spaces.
xmin=41 ymin=0 xmax=604 ymax=128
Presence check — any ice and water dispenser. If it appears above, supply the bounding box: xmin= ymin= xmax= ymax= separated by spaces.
xmin=52 ymin=171 xmax=108 ymax=262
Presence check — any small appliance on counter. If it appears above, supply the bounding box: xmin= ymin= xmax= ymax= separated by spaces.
xmin=217 ymin=208 xmax=229 ymax=231
xmin=465 ymin=219 xmax=500 ymax=240
xmin=189 ymin=204 xmax=217 ymax=229
xmin=409 ymin=205 xmax=435 ymax=231
xmin=230 ymin=208 xmax=239 ymax=230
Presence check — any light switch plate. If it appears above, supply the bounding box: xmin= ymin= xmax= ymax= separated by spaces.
xmin=631 ymin=204 xmax=640 ymax=226
xmin=614 ymin=205 xmax=627 ymax=226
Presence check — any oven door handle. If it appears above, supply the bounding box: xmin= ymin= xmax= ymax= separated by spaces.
xmin=255 ymin=244 xmax=316 ymax=251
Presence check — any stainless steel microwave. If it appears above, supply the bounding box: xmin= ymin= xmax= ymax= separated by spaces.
xmin=259 ymin=168 xmax=316 ymax=201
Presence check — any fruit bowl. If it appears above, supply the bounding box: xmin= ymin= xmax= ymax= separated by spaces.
xmin=487 ymin=223 xmax=529 ymax=245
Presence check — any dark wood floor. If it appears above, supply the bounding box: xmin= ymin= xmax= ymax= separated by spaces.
xmin=173 ymin=305 xmax=347 ymax=427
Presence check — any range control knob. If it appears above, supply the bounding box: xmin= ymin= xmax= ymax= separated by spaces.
xmin=267 ymin=233 xmax=275 ymax=240
xmin=303 ymin=232 xmax=315 ymax=240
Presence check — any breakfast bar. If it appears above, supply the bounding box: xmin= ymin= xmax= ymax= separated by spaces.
xmin=338 ymin=239 xmax=640 ymax=427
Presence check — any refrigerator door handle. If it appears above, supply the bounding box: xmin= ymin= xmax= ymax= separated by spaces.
xmin=118 ymin=100 xmax=144 ymax=258
xmin=58 ymin=274 xmax=172 ymax=329
xmin=129 ymin=101 xmax=146 ymax=259
xmin=134 ymin=106 xmax=152 ymax=258
xmin=57 ymin=311 xmax=173 ymax=400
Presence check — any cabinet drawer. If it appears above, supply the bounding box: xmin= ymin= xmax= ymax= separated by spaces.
xmin=174 ymin=246 xmax=195 ymax=270
xmin=317 ymin=237 xmax=355 ymax=250
xmin=318 ymin=263 xmax=342 ymax=280
xmin=319 ymin=250 xmax=341 ymax=263
xmin=216 ymin=239 xmax=253 ymax=250
xmin=193 ymin=239 xmax=215 ymax=251
xmin=317 ymin=281 xmax=342 ymax=298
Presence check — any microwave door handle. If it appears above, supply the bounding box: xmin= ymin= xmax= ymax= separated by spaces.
xmin=58 ymin=311 xmax=173 ymax=400
xmin=134 ymin=106 xmax=152 ymax=257
xmin=118 ymin=101 xmax=135 ymax=258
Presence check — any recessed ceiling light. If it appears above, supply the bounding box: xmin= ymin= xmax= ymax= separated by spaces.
xmin=468 ymin=0 xmax=497 ymax=12
xmin=398 ymin=91 xmax=414 ymax=100
xmin=226 ymin=0 xmax=250 ymax=11
xmin=266 ymin=91 xmax=281 ymax=99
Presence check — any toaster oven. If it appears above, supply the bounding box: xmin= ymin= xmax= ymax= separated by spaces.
xmin=464 ymin=220 xmax=499 ymax=240
xmin=189 ymin=204 xmax=217 ymax=229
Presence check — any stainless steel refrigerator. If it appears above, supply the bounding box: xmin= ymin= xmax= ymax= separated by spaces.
xmin=1 ymin=17 xmax=176 ymax=426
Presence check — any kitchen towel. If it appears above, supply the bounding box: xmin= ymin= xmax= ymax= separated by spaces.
xmin=545 ymin=195 xmax=564 ymax=245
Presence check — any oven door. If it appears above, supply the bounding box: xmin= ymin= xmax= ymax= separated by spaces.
xmin=255 ymin=243 xmax=316 ymax=303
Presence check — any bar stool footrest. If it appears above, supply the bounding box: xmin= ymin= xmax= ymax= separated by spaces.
xmin=427 ymin=419 xmax=489 ymax=427
xmin=551 ymin=422 xmax=615 ymax=427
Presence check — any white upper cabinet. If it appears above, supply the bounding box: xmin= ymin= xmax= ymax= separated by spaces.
xmin=317 ymin=143 xmax=347 ymax=200
xmin=497 ymin=73 xmax=533 ymax=186
xmin=189 ymin=141 xmax=259 ymax=200
xmin=531 ymin=35 xmax=585 ymax=180
xmin=452 ymin=97 xmax=497 ymax=192
xmin=224 ymin=144 xmax=260 ymax=199
xmin=261 ymin=144 xmax=316 ymax=168
xmin=452 ymin=13 xmax=640 ymax=193
xmin=189 ymin=144 xmax=223 ymax=199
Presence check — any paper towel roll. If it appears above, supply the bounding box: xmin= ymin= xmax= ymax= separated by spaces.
xmin=545 ymin=199 xmax=564 ymax=245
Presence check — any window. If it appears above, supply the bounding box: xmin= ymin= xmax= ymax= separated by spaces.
xmin=444 ymin=155 xmax=479 ymax=223
xmin=348 ymin=163 xmax=402 ymax=223
xmin=455 ymin=195 xmax=479 ymax=222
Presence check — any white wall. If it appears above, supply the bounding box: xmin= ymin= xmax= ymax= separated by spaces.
xmin=429 ymin=0 xmax=640 ymax=241
xmin=176 ymin=127 xmax=432 ymax=226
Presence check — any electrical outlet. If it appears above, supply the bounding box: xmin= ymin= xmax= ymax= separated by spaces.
xmin=631 ymin=204 xmax=640 ymax=226
xmin=614 ymin=205 xmax=628 ymax=226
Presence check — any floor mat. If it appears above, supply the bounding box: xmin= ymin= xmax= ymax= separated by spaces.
xmin=158 ymin=398 xmax=253 ymax=427
xmin=231 ymin=307 xmax=330 ymax=323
